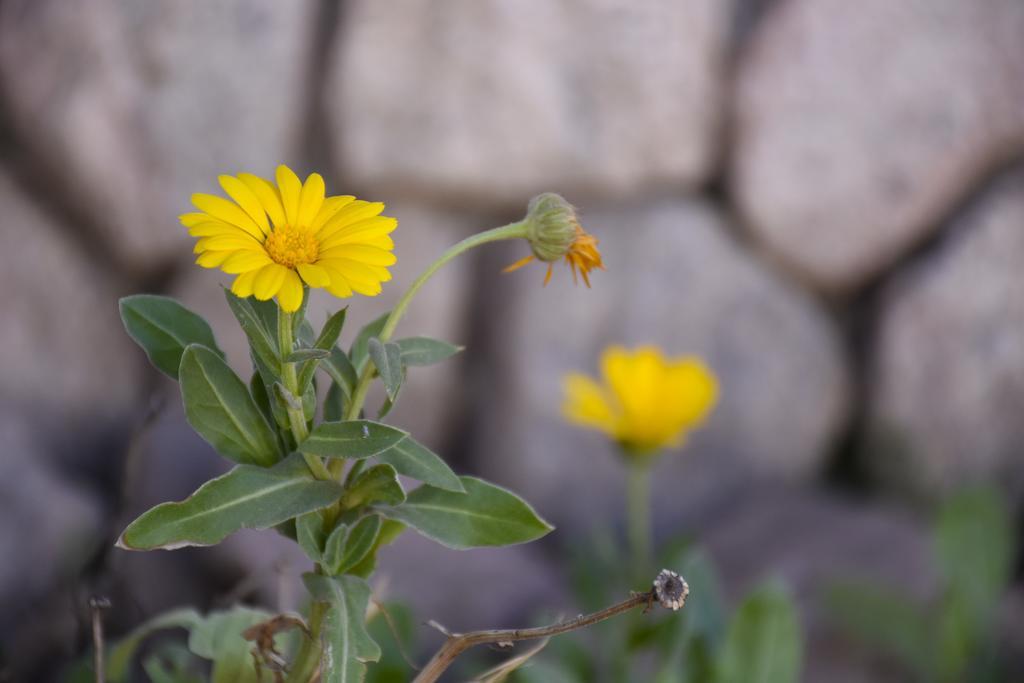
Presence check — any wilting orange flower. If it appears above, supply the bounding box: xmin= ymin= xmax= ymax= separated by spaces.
xmin=503 ymin=192 xmax=604 ymax=286
xmin=182 ymin=165 xmax=396 ymax=312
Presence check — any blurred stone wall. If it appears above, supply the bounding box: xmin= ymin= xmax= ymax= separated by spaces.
xmin=2 ymin=0 xmax=1024 ymax=678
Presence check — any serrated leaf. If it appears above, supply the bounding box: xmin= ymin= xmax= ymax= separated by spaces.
xmin=179 ymin=344 xmax=280 ymax=466
xmin=395 ymin=336 xmax=463 ymax=367
xmin=301 ymin=420 xmax=408 ymax=460
xmin=120 ymin=295 xmax=222 ymax=379
xmin=718 ymin=583 xmax=802 ymax=683
xmin=343 ymin=464 xmax=405 ymax=508
xmin=297 ymin=512 xmax=326 ymax=563
xmin=303 ymin=574 xmax=381 ymax=683
xmin=118 ymin=454 xmax=343 ymax=550
xmin=376 ymin=436 xmax=464 ymax=493
xmin=351 ymin=312 xmax=389 ymax=372
xmin=107 ymin=608 xmax=202 ymax=682
xmin=187 ymin=607 xmax=273 ymax=683
xmin=223 ymin=290 xmax=279 ymax=371
xmin=324 ymin=515 xmax=382 ymax=575
xmin=368 ymin=338 xmax=403 ymax=402
xmin=378 ymin=477 xmax=553 ymax=549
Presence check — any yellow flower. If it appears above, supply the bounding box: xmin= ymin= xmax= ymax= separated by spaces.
xmin=503 ymin=193 xmax=605 ymax=286
xmin=181 ymin=165 xmax=397 ymax=312
xmin=562 ymin=346 xmax=718 ymax=456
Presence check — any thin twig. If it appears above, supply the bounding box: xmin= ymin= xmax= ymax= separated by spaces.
xmin=89 ymin=596 xmax=111 ymax=683
xmin=412 ymin=588 xmax=658 ymax=683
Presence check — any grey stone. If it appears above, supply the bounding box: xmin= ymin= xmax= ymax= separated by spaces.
xmin=0 ymin=414 xmax=104 ymax=622
xmin=474 ymin=199 xmax=850 ymax=532
xmin=0 ymin=170 xmax=140 ymax=421
xmin=330 ymin=0 xmax=733 ymax=204
xmin=866 ymin=165 xmax=1024 ymax=500
xmin=0 ymin=0 xmax=167 ymax=270
xmin=0 ymin=0 xmax=317 ymax=269
xmin=731 ymin=0 xmax=1024 ymax=293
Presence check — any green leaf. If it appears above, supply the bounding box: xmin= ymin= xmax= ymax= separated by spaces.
xmin=120 ymin=295 xmax=222 ymax=379
xmin=301 ymin=420 xmax=408 ymax=460
xmin=297 ymin=511 xmax=326 ymax=563
xmin=297 ymin=308 xmax=349 ymax=391
xmin=179 ymin=344 xmax=280 ymax=467
xmin=395 ymin=336 xmax=463 ymax=367
xmin=718 ymin=583 xmax=802 ymax=683
xmin=324 ymin=381 xmax=345 ymax=422
xmin=303 ymin=574 xmax=381 ymax=683
xmin=273 ymin=381 xmax=304 ymax=411
xmin=107 ymin=608 xmax=202 ymax=682
xmin=348 ymin=519 xmax=405 ymax=578
xmin=292 ymin=284 xmax=312 ymax=335
xmin=379 ymin=477 xmax=553 ymax=549
xmin=375 ymin=436 xmax=464 ymax=493
xmin=935 ymin=488 xmax=1014 ymax=630
xmin=187 ymin=607 xmax=273 ymax=683
xmin=825 ymin=581 xmax=931 ymax=677
xmin=316 ymin=308 xmax=349 ymax=352
xmin=343 ymin=464 xmax=406 ymax=508
xmin=351 ymin=312 xmax=389 ymax=372
xmin=286 ymin=348 xmax=332 ymax=363
xmin=118 ymin=453 xmax=343 ymax=550
xmin=223 ymin=290 xmax=279 ymax=371
xmin=323 ymin=348 xmax=359 ymax=400
xmin=368 ymin=338 xmax=403 ymax=402
xmin=324 ymin=514 xmax=382 ymax=575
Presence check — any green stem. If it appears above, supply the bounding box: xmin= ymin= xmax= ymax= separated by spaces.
xmin=286 ymin=600 xmax=326 ymax=683
xmin=342 ymin=221 xmax=527 ymax=422
xmin=626 ymin=460 xmax=652 ymax=572
xmin=278 ymin=308 xmax=330 ymax=480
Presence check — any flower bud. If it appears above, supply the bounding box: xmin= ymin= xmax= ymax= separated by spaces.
xmin=522 ymin=193 xmax=580 ymax=263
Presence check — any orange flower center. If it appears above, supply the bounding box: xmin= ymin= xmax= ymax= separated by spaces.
xmin=264 ymin=225 xmax=319 ymax=267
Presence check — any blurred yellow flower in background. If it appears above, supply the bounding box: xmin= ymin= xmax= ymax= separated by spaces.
xmin=563 ymin=345 xmax=718 ymax=456
xmin=181 ymin=164 xmax=396 ymax=312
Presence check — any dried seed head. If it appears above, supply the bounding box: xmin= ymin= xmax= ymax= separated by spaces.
xmin=653 ymin=569 xmax=689 ymax=611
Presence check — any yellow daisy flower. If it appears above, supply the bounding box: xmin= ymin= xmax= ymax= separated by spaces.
xmin=562 ymin=345 xmax=718 ymax=456
xmin=181 ymin=164 xmax=397 ymax=312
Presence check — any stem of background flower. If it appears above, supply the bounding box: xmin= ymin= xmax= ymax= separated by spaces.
xmin=626 ymin=459 xmax=653 ymax=572
xmin=340 ymin=221 xmax=528 ymax=424
xmin=278 ymin=308 xmax=331 ymax=481
xmin=285 ymin=600 xmax=326 ymax=683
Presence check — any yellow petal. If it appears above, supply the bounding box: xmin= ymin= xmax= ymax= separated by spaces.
xmin=200 ymin=233 xmax=265 ymax=251
xmin=296 ymin=262 xmax=330 ymax=288
xmin=316 ymin=201 xmax=386 ymax=238
xmin=238 ymin=173 xmax=287 ymax=229
xmin=317 ymin=258 xmax=385 ymax=289
xmin=180 ymin=212 xmax=212 ymax=227
xmin=277 ymin=269 xmax=304 ymax=312
xmin=310 ymin=195 xmax=356 ymax=231
xmin=562 ymin=374 xmax=617 ymax=435
xmin=231 ymin=269 xmax=261 ymax=298
xmin=190 ymin=193 xmax=264 ymax=240
xmin=253 ymin=263 xmax=289 ymax=300
xmin=319 ymin=263 xmax=354 ymax=298
xmin=276 ymin=165 xmax=303 ymax=227
xmin=196 ymin=250 xmax=233 ymax=268
xmin=297 ymin=173 xmax=325 ymax=228
xmin=221 ymin=250 xmax=272 ymax=274
xmin=219 ymin=175 xmax=270 ymax=235
xmin=188 ymin=221 xmax=253 ymax=238
xmin=320 ymin=244 xmax=396 ymax=266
